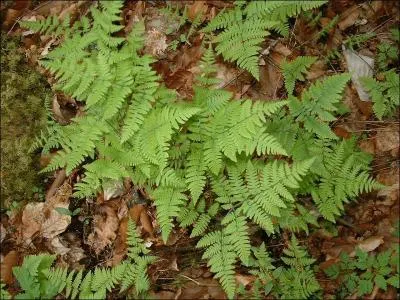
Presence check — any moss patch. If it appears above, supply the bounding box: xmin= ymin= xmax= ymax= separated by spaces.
xmin=0 ymin=34 xmax=51 ymax=207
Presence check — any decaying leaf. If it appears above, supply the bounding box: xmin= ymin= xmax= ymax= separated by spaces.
xmin=188 ymin=1 xmax=207 ymax=22
xmin=0 ymin=251 xmax=20 ymax=285
xmin=354 ymin=236 xmax=384 ymax=253
xmin=144 ymin=29 xmax=168 ymax=57
xmin=375 ymin=126 xmax=399 ymax=155
xmin=86 ymin=205 xmax=119 ymax=254
xmin=50 ymin=236 xmax=70 ymax=255
xmin=20 ymin=182 xmax=72 ymax=244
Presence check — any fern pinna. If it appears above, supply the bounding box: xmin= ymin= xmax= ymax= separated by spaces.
xmin=22 ymin=1 xmax=383 ymax=298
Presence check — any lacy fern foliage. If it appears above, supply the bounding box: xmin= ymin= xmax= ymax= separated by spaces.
xmin=281 ymin=56 xmax=317 ymax=95
xmin=361 ymin=70 xmax=399 ymax=120
xmin=203 ymin=1 xmax=326 ymax=79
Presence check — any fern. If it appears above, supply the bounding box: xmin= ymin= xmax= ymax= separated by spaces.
xmin=309 ymin=139 xmax=382 ymax=221
xmin=281 ymin=56 xmax=317 ymax=95
xmin=203 ymin=1 xmax=326 ymax=79
xmin=246 ymin=237 xmax=320 ymax=299
xmin=197 ymin=230 xmax=237 ymax=298
xmin=222 ymin=212 xmax=251 ymax=265
xmin=376 ymin=29 xmax=399 ymax=71
xmin=20 ymin=15 xmax=75 ymax=37
xmin=276 ymin=236 xmax=321 ymax=299
xmin=151 ymin=185 xmax=187 ymax=242
xmin=288 ymin=73 xmax=351 ymax=139
xmin=361 ymin=69 xmax=399 ymax=120
xmin=277 ymin=203 xmax=319 ymax=234
xmin=21 ymin=4 xmax=387 ymax=298
xmin=344 ymin=32 xmax=375 ymax=51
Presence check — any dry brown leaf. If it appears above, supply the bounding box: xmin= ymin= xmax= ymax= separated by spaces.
xmin=375 ymin=126 xmax=399 ymax=155
xmin=333 ymin=126 xmax=351 ymax=139
xmin=259 ymin=50 xmax=284 ymax=99
xmin=46 ymin=169 xmax=67 ymax=201
xmin=129 ymin=204 xmax=145 ymax=224
xmin=50 ymin=236 xmax=70 ymax=255
xmin=19 ymin=182 xmax=72 ymax=243
xmin=306 ymin=60 xmax=327 ymax=80
xmin=0 ymin=224 xmax=6 ymax=243
xmin=0 ymin=251 xmax=20 ymax=285
xmin=87 ymin=206 xmax=119 ymax=254
xmin=144 ymin=29 xmax=167 ymax=57
xmin=235 ymin=274 xmax=255 ymax=287
xmin=274 ymin=42 xmax=292 ymax=57
xmin=2 ymin=8 xmax=21 ymax=30
xmin=149 ymin=291 xmax=176 ymax=299
xmin=358 ymin=138 xmax=375 ymax=155
xmin=338 ymin=6 xmax=361 ymax=31
xmin=188 ymin=1 xmax=208 ymax=22
xmin=169 ymin=255 xmax=179 ymax=272
xmin=107 ymin=217 xmax=128 ymax=267
xmin=42 ymin=203 xmax=71 ymax=239
xmin=354 ymin=236 xmax=384 ymax=253
xmin=140 ymin=210 xmax=154 ymax=237
xmin=178 ymin=277 xmax=226 ymax=299
xmin=21 ymin=202 xmax=45 ymax=242
xmin=377 ymin=184 xmax=399 ymax=207
xmin=377 ymin=163 xmax=399 ymax=186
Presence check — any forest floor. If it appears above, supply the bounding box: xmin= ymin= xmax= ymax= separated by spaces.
xmin=0 ymin=1 xmax=399 ymax=299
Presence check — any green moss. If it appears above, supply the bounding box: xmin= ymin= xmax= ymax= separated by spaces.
xmin=0 ymin=34 xmax=51 ymax=207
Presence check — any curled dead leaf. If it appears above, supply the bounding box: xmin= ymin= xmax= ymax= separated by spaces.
xmin=0 ymin=251 xmax=20 ymax=285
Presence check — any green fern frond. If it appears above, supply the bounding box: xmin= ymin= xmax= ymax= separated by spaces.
xmin=190 ymin=214 xmax=211 ymax=237
xmin=204 ymin=1 xmax=326 ymax=79
xmin=197 ymin=230 xmax=237 ymax=298
xmin=19 ymin=15 xmax=72 ymax=36
xmin=222 ymin=212 xmax=251 ymax=264
xmin=281 ymin=56 xmax=317 ymax=95
xmin=277 ymin=236 xmax=320 ymax=299
xmin=151 ymin=186 xmax=188 ymax=242
xmin=244 ymin=1 xmax=327 ymax=21
xmin=309 ymin=139 xmax=382 ymax=221
xmin=289 ymin=73 xmax=351 ymax=139
xmin=361 ymin=70 xmax=399 ymax=120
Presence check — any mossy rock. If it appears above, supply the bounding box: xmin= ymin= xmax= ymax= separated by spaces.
xmin=0 ymin=34 xmax=51 ymax=207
